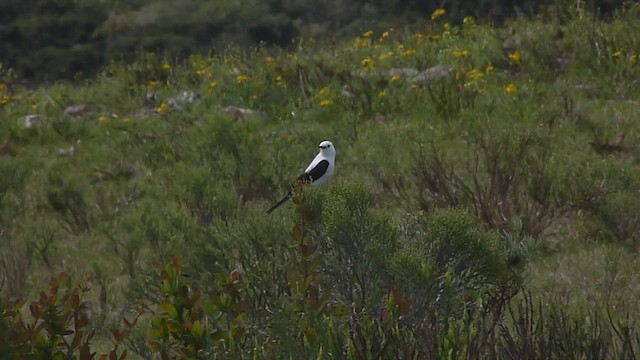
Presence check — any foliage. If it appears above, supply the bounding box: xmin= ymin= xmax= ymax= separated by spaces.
xmin=2 ymin=3 xmax=640 ymax=359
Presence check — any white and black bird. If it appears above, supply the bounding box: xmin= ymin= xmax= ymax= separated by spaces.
xmin=266 ymin=140 xmax=336 ymax=214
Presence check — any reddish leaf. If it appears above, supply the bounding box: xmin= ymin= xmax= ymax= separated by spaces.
xmin=230 ymin=269 xmax=241 ymax=283
xmin=290 ymin=224 xmax=303 ymax=241
xmin=112 ymin=329 xmax=125 ymax=343
xmin=170 ymin=256 xmax=180 ymax=269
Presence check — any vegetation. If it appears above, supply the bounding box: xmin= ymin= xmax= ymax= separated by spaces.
xmin=2 ymin=3 xmax=640 ymax=358
xmin=0 ymin=0 xmax=626 ymax=80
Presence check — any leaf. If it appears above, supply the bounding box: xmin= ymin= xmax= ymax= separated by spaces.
xmin=192 ymin=320 xmax=203 ymax=337
xmin=112 ymin=329 xmax=125 ymax=343
xmin=233 ymin=300 xmax=251 ymax=313
xmin=158 ymin=302 xmax=178 ymax=318
xmin=291 ymin=224 xmax=303 ymax=241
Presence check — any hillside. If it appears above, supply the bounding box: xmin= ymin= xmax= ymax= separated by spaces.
xmin=1 ymin=5 xmax=640 ymax=359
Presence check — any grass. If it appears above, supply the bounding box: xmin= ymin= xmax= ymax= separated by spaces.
xmin=1 ymin=4 xmax=640 ymax=358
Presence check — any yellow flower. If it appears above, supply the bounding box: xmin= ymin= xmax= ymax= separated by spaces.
xmin=361 ymin=57 xmax=374 ymax=69
xmin=453 ymin=49 xmax=471 ymax=57
xmin=162 ymin=63 xmax=171 ymax=71
xmin=485 ymin=65 xmax=494 ymax=74
xmin=353 ymin=37 xmax=370 ymax=49
xmin=630 ymin=54 xmax=638 ymax=65
xmin=99 ymin=115 xmax=108 ymax=123
xmin=156 ymin=102 xmax=169 ymax=114
xmin=236 ymin=75 xmax=250 ymax=83
xmin=463 ymin=16 xmax=474 ymax=25
xmin=378 ymin=91 xmax=386 ymax=98
xmin=319 ymin=99 xmax=333 ymax=107
xmin=379 ymin=29 xmax=393 ymax=42
xmin=431 ymin=8 xmax=446 ymax=20
xmin=401 ymin=49 xmax=416 ymax=57
xmin=206 ymin=81 xmax=217 ymax=94
xmin=318 ymin=87 xmax=330 ymax=96
xmin=0 ymin=94 xmax=9 ymax=105
xmin=196 ymin=68 xmax=209 ymax=77
xmin=612 ymin=50 xmax=622 ymax=58
xmin=379 ymin=51 xmax=394 ymax=60
xmin=465 ymin=69 xmax=484 ymax=87
xmin=147 ymin=79 xmax=159 ymax=89
xmin=275 ymin=75 xmax=285 ymax=86
xmin=391 ymin=75 xmax=401 ymax=82
xmin=265 ymin=56 xmax=275 ymax=64
xmin=508 ymin=51 xmax=521 ymax=62
xmin=505 ymin=83 xmax=517 ymax=94
xmin=362 ymin=30 xmax=374 ymax=38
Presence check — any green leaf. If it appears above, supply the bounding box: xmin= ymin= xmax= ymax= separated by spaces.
xmin=158 ymin=302 xmax=178 ymax=318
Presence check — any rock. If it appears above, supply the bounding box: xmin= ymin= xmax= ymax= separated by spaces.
xmin=64 ymin=104 xmax=89 ymax=117
xmin=388 ymin=68 xmax=419 ymax=78
xmin=412 ymin=65 xmax=454 ymax=83
xmin=22 ymin=114 xmax=45 ymax=128
xmin=223 ymin=106 xmax=258 ymax=121
xmin=168 ymin=91 xmax=201 ymax=107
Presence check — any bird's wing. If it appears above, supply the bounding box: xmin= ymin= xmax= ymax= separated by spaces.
xmin=297 ymin=159 xmax=329 ymax=184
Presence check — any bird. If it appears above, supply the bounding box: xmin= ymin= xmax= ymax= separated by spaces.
xmin=266 ymin=140 xmax=336 ymax=214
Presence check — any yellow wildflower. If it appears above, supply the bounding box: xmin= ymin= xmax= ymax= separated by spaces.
xmin=505 ymin=83 xmax=517 ymax=94
xmin=629 ymin=54 xmax=638 ymax=65
xmin=156 ymin=102 xmax=169 ymax=114
xmin=318 ymin=87 xmax=330 ymax=96
xmin=147 ymin=79 xmax=159 ymax=89
xmin=362 ymin=30 xmax=374 ymax=38
xmin=378 ymin=91 xmax=386 ymax=98
xmin=0 ymin=94 xmax=9 ymax=105
xmin=379 ymin=51 xmax=394 ymax=60
xmin=99 ymin=115 xmax=108 ymax=123
xmin=361 ymin=57 xmax=374 ymax=70
xmin=353 ymin=37 xmax=370 ymax=49
xmin=162 ymin=63 xmax=171 ymax=71
xmin=612 ymin=50 xmax=622 ymax=58
xmin=275 ymin=75 xmax=285 ymax=86
xmin=391 ymin=75 xmax=401 ymax=82
xmin=463 ymin=16 xmax=474 ymax=25
xmin=432 ymin=8 xmax=446 ymax=21
xmin=196 ymin=68 xmax=209 ymax=77
xmin=236 ymin=75 xmax=250 ymax=84
xmin=467 ymin=69 xmax=484 ymax=81
xmin=508 ymin=51 xmax=521 ymax=62
xmin=379 ymin=29 xmax=393 ymax=42
xmin=319 ymin=99 xmax=333 ymax=107
xmin=453 ymin=49 xmax=471 ymax=57
xmin=266 ymin=56 xmax=275 ymax=64
xmin=485 ymin=65 xmax=494 ymax=74
xmin=206 ymin=81 xmax=217 ymax=93
xmin=401 ymin=49 xmax=415 ymax=57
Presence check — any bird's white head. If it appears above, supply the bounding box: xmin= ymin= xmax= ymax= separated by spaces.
xmin=318 ymin=140 xmax=336 ymax=158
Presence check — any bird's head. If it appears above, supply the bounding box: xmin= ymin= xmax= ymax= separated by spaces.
xmin=318 ymin=140 xmax=336 ymax=157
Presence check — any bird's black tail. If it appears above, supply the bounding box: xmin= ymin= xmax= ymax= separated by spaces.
xmin=266 ymin=190 xmax=293 ymax=214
